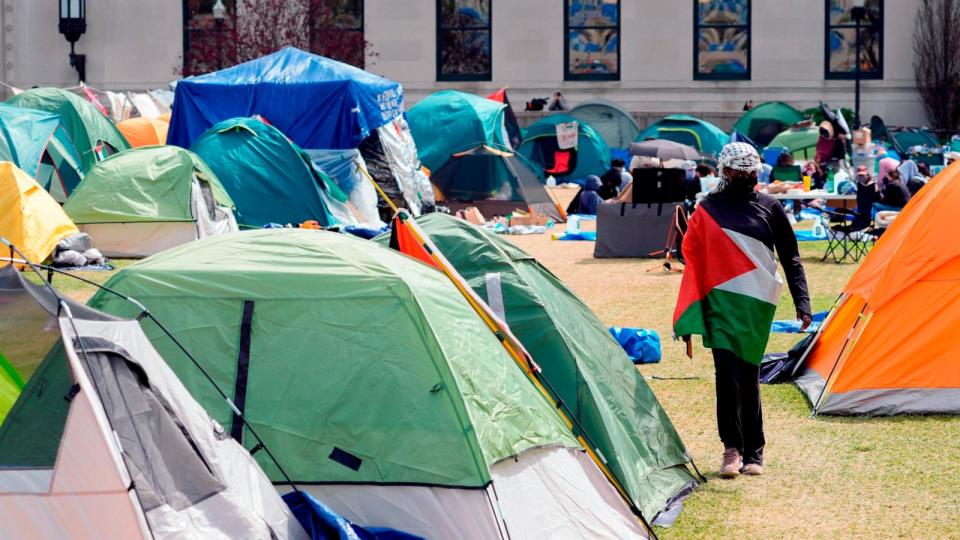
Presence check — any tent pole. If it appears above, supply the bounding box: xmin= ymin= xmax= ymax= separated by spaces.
xmin=810 ymin=305 xmax=869 ymax=417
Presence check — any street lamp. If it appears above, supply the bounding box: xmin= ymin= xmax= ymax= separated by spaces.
xmin=212 ymin=0 xmax=226 ymax=70
xmin=851 ymin=0 xmax=867 ymax=129
xmin=58 ymin=0 xmax=86 ymax=82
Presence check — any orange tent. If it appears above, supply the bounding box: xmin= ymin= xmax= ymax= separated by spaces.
xmin=116 ymin=116 xmax=169 ymax=147
xmin=798 ymin=161 xmax=960 ymax=415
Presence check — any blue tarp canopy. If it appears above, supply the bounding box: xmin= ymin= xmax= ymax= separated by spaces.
xmin=168 ymin=47 xmax=404 ymax=150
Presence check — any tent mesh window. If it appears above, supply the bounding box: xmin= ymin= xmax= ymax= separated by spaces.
xmin=565 ymin=0 xmax=620 ymax=81
xmin=437 ymin=0 xmax=492 ymax=81
xmin=694 ymin=0 xmax=751 ymax=80
xmin=825 ymin=0 xmax=883 ymax=80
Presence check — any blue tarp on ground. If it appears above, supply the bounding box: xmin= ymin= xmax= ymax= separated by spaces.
xmin=168 ymin=47 xmax=404 ymax=150
xmin=770 ymin=311 xmax=828 ymax=333
xmin=609 ymin=327 xmax=662 ymax=364
xmin=282 ymin=491 xmax=423 ymax=540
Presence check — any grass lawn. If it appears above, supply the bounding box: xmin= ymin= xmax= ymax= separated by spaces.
xmin=506 ymin=232 xmax=960 ymax=539
xmin=22 ymin=229 xmax=960 ymax=538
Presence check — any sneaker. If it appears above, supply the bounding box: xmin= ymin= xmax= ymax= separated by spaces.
xmin=741 ymin=463 xmax=763 ymax=476
xmin=720 ymin=448 xmax=742 ymax=479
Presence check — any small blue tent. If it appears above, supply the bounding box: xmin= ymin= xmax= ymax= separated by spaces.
xmin=168 ymin=47 xmax=404 ymax=150
xmin=0 ymin=104 xmax=84 ymax=200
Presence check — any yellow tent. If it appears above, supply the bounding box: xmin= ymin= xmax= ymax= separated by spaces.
xmin=0 ymin=161 xmax=78 ymax=266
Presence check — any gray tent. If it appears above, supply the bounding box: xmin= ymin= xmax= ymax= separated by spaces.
xmin=570 ymin=100 xmax=641 ymax=149
xmin=0 ymin=266 xmax=306 ymax=539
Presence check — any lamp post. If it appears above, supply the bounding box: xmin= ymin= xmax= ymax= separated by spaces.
xmin=851 ymin=0 xmax=867 ymax=129
xmin=212 ymin=0 xmax=226 ymax=70
xmin=58 ymin=0 xmax=86 ymax=82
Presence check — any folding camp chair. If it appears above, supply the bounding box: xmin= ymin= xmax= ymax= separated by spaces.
xmin=821 ymin=182 xmax=877 ymax=263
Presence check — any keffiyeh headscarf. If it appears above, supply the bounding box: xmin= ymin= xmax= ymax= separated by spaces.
xmin=716 ymin=142 xmax=762 ymax=191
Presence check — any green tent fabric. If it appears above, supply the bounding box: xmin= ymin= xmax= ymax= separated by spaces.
xmin=88 ymin=229 xmax=578 ymax=487
xmin=636 ymin=114 xmax=730 ymax=159
xmin=7 ymin=87 xmax=131 ymax=171
xmin=190 ymin=117 xmax=339 ymax=228
xmin=408 ymin=90 xmax=509 ymax=172
xmin=569 ymin=100 xmax=642 ymax=149
xmin=0 ymin=352 xmax=24 ymax=425
xmin=732 ymin=102 xmax=805 ymax=148
xmin=64 ymin=145 xmax=234 ymax=223
xmin=768 ymin=126 xmax=820 ymax=161
xmin=379 ymin=213 xmax=697 ymax=521
xmin=518 ymin=114 xmax=611 ymax=182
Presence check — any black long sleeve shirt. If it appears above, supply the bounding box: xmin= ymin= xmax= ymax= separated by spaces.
xmin=700 ymin=190 xmax=812 ymax=316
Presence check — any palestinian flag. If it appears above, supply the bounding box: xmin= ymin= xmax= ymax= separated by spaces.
xmin=673 ymin=204 xmax=784 ymax=364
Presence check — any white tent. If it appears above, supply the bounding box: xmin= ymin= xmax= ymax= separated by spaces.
xmin=0 ymin=267 xmax=306 ymax=539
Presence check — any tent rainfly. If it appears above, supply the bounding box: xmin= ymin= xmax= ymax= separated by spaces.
xmin=408 ymin=90 xmax=511 ymax=172
xmin=569 ymin=100 xmax=642 ymax=149
xmin=118 ymin=116 xmax=171 ymax=148
xmin=0 ymin=162 xmax=78 ymax=266
xmin=378 ymin=213 xmax=700 ymax=522
xmin=732 ymin=102 xmax=805 ymax=147
xmin=636 ymin=114 xmax=730 ymax=160
xmin=89 ymin=229 xmax=650 ymax=539
xmin=190 ymin=117 xmax=340 ymax=228
xmin=797 ymin=162 xmax=960 ymax=415
xmin=0 ymin=103 xmax=85 ymax=201
xmin=63 ymin=145 xmax=238 ymax=258
xmin=168 ymin=47 xmax=433 ymax=218
xmin=518 ymin=114 xmax=611 ymax=182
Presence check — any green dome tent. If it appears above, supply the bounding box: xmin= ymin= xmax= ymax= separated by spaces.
xmin=636 ymin=114 xmax=730 ymax=159
xmin=6 ymin=87 xmax=130 ymax=171
xmin=89 ymin=229 xmax=648 ymax=539
xmin=381 ymin=213 xmax=698 ymax=522
xmin=64 ymin=145 xmax=238 ymax=257
xmin=569 ymin=100 xmax=642 ymax=149
xmin=732 ymin=101 xmax=805 ymax=147
xmin=518 ymin=114 xmax=611 ymax=182
xmin=408 ymin=90 xmax=510 ymax=172
xmin=768 ymin=125 xmax=820 ymax=161
xmin=190 ymin=117 xmax=340 ymax=228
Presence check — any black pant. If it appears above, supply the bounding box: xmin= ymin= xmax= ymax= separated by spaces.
xmin=713 ymin=348 xmax=764 ymax=465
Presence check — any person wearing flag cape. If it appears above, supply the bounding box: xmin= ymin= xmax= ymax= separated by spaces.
xmin=673 ymin=142 xmax=812 ymax=479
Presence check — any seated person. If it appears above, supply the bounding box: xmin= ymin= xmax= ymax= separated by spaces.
xmin=599 ymin=161 xmax=625 ymax=200
xmin=695 ymin=164 xmax=719 ymax=194
xmin=877 ymin=169 xmax=911 ymax=210
xmin=577 ymin=175 xmax=604 ymax=215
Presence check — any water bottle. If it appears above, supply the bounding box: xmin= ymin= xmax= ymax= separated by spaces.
xmin=812 ymin=217 xmax=827 ymax=239
xmin=567 ymin=215 xmax=581 ymax=234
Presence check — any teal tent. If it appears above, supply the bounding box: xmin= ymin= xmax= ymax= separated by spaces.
xmin=637 ymin=114 xmax=730 ymax=159
xmin=6 ymin=87 xmax=130 ymax=171
xmin=408 ymin=90 xmax=509 ymax=172
xmin=569 ymin=100 xmax=642 ymax=149
xmin=732 ymin=102 xmax=805 ymax=147
xmin=190 ymin=117 xmax=340 ymax=228
xmin=0 ymin=104 xmax=84 ymax=201
xmin=89 ymin=229 xmax=649 ymax=538
xmin=518 ymin=114 xmax=611 ymax=182
xmin=381 ymin=213 xmax=699 ymax=522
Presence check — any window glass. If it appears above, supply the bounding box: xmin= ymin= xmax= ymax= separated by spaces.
xmin=826 ymin=0 xmax=882 ymax=79
xmin=695 ymin=0 xmax=750 ymax=80
xmin=566 ymin=0 xmax=620 ymax=80
xmin=438 ymin=0 xmax=492 ymax=81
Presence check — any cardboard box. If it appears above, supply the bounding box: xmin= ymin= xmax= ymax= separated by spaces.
xmin=853 ymin=128 xmax=872 ymax=146
xmin=509 ymin=210 xmax=549 ymax=227
xmin=458 ymin=206 xmax=486 ymax=225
